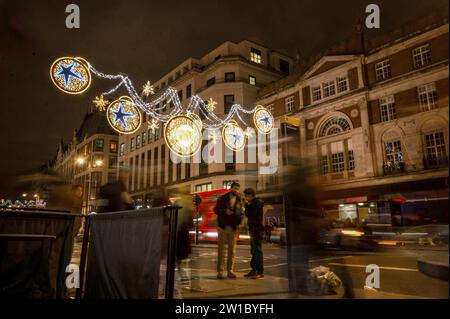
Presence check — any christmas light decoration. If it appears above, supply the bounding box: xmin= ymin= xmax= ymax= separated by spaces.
xmin=148 ymin=118 xmax=159 ymax=131
xmin=253 ymin=105 xmax=274 ymax=134
xmin=222 ymin=120 xmax=245 ymax=151
xmin=92 ymin=95 xmax=109 ymax=111
xmin=244 ymin=127 xmax=255 ymax=139
xmin=50 ymin=57 xmax=277 ymax=151
xmin=142 ymin=80 xmax=155 ymax=97
xmin=106 ymin=96 xmax=142 ymax=134
xmin=206 ymin=98 xmax=217 ymax=112
xmin=50 ymin=57 xmax=91 ymax=94
xmin=164 ymin=115 xmax=202 ymax=157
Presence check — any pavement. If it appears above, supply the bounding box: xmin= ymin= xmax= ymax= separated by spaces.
xmin=69 ymin=239 xmax=449 ymax=299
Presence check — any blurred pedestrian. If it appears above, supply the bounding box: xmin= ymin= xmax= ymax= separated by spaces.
xmin=173 ymin=190 xmax=194 ymax=281
xmin=243 ymin=188 xmax=265 ymax=279
xmin=97 ymin=168 xmax=133 ymax=213
xmin=213 ymin=182 xmax=244 ymax=279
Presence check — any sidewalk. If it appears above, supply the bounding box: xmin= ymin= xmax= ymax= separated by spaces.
xmin=173 ymin=267 xmax=344 ymax=299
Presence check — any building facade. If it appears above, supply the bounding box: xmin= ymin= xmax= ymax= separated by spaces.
xmin=52 ymin=111 xmax=119 ymax=214
xmin=256 ymin=19 xmax=449 ymax=224
xmin=118 ymin=39 xmax=293 ymax=206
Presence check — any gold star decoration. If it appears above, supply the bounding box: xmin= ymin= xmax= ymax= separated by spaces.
xmin=148 ymin=118 xmax=159 ymax=131
xmin=206 ymin=98 xmax=217 ymax=112
xmin=142 ymin=81 xmax=155 ymax=97
xmin=244 ymin=127 xmax=255 ymax=139
xmin=92 ymin=95 xmax=109 ymax=112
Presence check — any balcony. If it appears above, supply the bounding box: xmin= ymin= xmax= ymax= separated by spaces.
xmin=383 ymin=161 xmax=405 ymax=175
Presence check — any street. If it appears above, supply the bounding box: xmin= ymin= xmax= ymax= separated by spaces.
xmin=170 ymin=243 xmax=449 ymax=299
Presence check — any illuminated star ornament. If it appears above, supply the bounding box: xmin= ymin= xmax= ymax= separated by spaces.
xmin=92 ymin=95 xmax=109 ymax=112
xmin=222 ymin=121 xmax=245 ymax=151
xmin=142 ymin=81 xmax=155 ymax=97
xmin=50 ymin=57 xmax=91 ymax=94
xmin=244 ymin=127 xmax=255 ymax=139
xmin=206 ymin=98 xmax=217 ymax=112
xmin=106 ymin=96 xmax=142 ymax=134
xmin=148 ymin=118 xmax=159 ymax=131
xmin=253 ymin=106 xmax=274 ymax=134
xmin=164 ymin=115 xmax=202 ymax=157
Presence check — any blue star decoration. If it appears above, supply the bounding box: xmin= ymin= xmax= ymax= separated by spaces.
xmin=258 ymin=113 xmax=272 ymax=126
xmin=55 ymin=62 xmax=84 ymax=88
xmin=231 ymin=129 xmax=243 ymax=145
xmin=112 ymin=103 xmax=137 ymax=130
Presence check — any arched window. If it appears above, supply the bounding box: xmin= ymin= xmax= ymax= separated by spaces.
xmin=319 ymin=117 xmax=351 ymax=137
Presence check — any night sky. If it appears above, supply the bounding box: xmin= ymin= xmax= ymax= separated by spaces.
xmin=0 ymin=0 xmax=447 ymax=196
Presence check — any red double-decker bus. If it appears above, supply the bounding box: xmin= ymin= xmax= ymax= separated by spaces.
xmin=190 ymin=189 xmax=250 ymax=243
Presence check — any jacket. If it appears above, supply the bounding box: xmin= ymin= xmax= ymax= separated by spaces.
xmin=213 ymin=192 xmax=244 ymax=230
xmin=245 ymin=198 xmax=264 ymax=233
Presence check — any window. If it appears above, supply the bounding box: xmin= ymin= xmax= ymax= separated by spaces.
xmin=185 ymin=162 xmax=190 ymax=179
xmin=320 ymin=145 xmax=329 ymax=175
xmin=142 ymin=132 xmax=146 ymax=146
xmin=109 ymin=155 xmax=117 ymax=169
xmin=130 ymin=138 xmax=135 ymax=152
xmin=319 ymin=117 xmax=351 ymax=137
xmin=148 ymin=129 xmax=153 ymax=143
xmin=186 ymin=84 xmax=192 ymax=98
xmin=379 ymin=96 xmax=396 ymax=122
xmin=375 ymin=60 xmax=391 ymax=81
xmin=249 ymin=75 xmax=256 ymax=86
xmin=225 ymin=72 xmax=235 ymax=82
xmin=94 ymin=139 xmax=104 ymax=152
xmin=418 ymin=83 xmax=438 ymax=111
xmin=330 ymin=141 xmax=345 ymax=173
xmin=280 ymin=59 xmax=289 ymax=73
xmin=384 ymin=140 xmax=403 ymax=164
xmin=224 ymin=95 xmax=235 ymax=114
xmin=347 ymin=139 xmax=355 ymax=171
xmin=206 ymin=77 xmax=216 ymax=87
xmin=223 ymin=180 xmax=238 ymax=189
xmin=119 ymin=143 xmax=125 ymax=156
xmin=413 ymin=44 xmax=431 ymax=68
xmin=195 ymin=183 xmax=212 ymax=192
xmin=322 ymin=81 xmax=336 ymax=98
xmin=285 ymin=96 xmax=295 ymax=112
xmin=136 ymin=135 xmax=141 ymax=149
xmin=312 ymin=86 xmax=321 ymax=102
xmin=177 ymin=90 xmax=183 ymax=102
xmin=337 ymin=76 xmax=348 ymax=93
xmin=250 ymin=48 xmax=262 ymax=64
xmin=176 ymin=163 xmax=182 ymax=181
xmin=109 ymin=141 xmax=118 ymax=153
xmin=154 ymin=125 xmax=160 ymax=140
xmin=424 ymin=132 xmax=447 ymax=169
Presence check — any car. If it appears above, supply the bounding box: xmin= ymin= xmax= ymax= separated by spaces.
xmin=393 ymin=224 xmax=449 ymax=246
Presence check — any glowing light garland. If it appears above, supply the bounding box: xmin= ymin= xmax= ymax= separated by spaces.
xmin=50 ymin=57 xmax=274 ymax=155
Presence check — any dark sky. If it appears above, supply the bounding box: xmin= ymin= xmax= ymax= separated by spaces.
xmin=0 ymin=0 xmax=447 ymax=196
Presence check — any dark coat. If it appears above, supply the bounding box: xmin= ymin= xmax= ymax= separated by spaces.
xmin=214 ymin=192 xmax=244 ymax=230
xmin=245 ymin=198 xmax=264 ymax=233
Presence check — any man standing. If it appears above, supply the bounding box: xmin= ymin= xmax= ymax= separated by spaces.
xmin=243 ymin=188 xmax=265 ymax=279
xmin=214 ymin=182 xmax=244 ymax=279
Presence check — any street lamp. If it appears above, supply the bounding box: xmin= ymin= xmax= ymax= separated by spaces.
xmin=22 ymin=193 xmax=27 ymax=198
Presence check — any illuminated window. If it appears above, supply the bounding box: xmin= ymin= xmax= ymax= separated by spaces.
xmin=109 ymin=141 xmax=118 ymax=153
xmin=136 ymin=135 xmax=141 ymax=149
xmin=119 ymin=143 xmax=125 ymax=156
xmin=384 ymin=140 xmax=403 ymax=164
xmin=319 ymin=117 xmax=351 ymax=137
xmin=130 ymin=138 xmax=135 ymax=152
xmin=142 ymin=132 xmax=146 ymax=146
xmin=249 ymin=75 xmax=256 ymax=86
xmin=195 ymin=183 xmax=212 ymax=192
xmin=250 ymin=48 xmax=262 ymax=64
xmin=330 ymin=141 xmax=345 ymax=173
xmin=94 ymin=139 xmax=104 ymax=152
